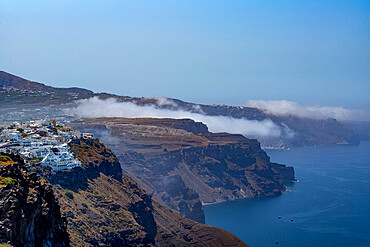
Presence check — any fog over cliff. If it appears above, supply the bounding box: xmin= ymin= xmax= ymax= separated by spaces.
xmin=69 ymin=97 xmax=294 ymax=138
xmin=246 ymin=100 xmax=369 ymax=121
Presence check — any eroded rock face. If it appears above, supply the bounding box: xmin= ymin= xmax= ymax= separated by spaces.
xmin=0 ymin=153 xmax=70 ymax=247
xmin=71 ymin=118 xmax=295 ymax=223
xmin=122 ymin=138 xmax=294 ymax=205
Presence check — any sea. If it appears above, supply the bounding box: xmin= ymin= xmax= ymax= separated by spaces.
xmin=204 ymin=141 xmax=370 ymax=247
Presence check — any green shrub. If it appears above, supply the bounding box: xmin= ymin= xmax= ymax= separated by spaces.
xmin=0 ymin=155 xmax=11 ymax=162
xmin=65 ymin=190 xmax=74 ymax=199
xmin=0 ymin=243 xmax=13 ymax=247
xmin=0 ymin=177 xmax=17 ymax=185
xmin=30 ymin=157 xmax=42 ymax=162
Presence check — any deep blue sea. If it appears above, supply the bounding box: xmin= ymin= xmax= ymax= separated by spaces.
xmin=204 ymin=141 xmax=370 ymax=247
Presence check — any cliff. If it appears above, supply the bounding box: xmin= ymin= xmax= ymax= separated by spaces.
xmin=71 ymin=118 xmax=295 ymax=223
xmin=0 ymin=153 xmax=70 ymax=247
xmin=30 ymin=139 xmax=248 ymax=247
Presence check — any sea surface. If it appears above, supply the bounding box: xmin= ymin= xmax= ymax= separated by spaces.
xmin=204 ymin=141 xmax=370 ymax=247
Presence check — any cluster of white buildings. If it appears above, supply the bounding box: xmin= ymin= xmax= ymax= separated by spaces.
xmin=0 ymin=120 xmax=93 ymax=171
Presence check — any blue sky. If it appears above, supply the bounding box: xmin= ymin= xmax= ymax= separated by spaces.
xmin=0 ymin=0 xmax=369 ymax=109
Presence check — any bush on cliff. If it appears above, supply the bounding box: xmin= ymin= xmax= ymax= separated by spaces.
xmin=65 ymin=190 xmax=74 ymax=199
xmin=0 ymin=177 xmax=17 ymax=186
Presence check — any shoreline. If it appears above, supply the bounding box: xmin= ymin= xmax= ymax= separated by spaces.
xmin=201 ymin=182 xmax=297 ymax=207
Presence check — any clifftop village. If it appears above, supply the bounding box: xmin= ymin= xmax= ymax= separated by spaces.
xmin=0 ymin=120 xmax=93 ymax=171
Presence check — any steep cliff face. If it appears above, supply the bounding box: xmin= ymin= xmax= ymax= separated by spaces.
xmin=31 ymin=139 xmax=248 ymax=247
xmin=121 ymin=136 xmax=294 ymax=204
xmin=0 ymin=153 xmax=70 ymax=247
xmin=71 ymin=118 xmax=295 ymax=223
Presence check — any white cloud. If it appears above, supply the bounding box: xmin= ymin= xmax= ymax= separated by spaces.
xmin=150 ymin=97 xmax=178 ymax=107
xmin=68 ymin=97 xmax=292 ymax=138
xmin=245 ymin=99 xmax=369 ymax=121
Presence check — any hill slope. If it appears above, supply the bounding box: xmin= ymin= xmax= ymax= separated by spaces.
xmin=0 ymin=71 xmax=93 ymax=95
xmin=30 ymin=139 xmax=248 ymax=247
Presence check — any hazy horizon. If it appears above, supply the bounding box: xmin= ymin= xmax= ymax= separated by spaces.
xmin=0 ymin=0 xmax=369 ymax=110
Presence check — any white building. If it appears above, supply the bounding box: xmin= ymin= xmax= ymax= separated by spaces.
xmin=40 ymin=143 xmax=81 ymax=171
xmin=82 ymin=133 xmax=94 ymax=139
xmin=0 ymin=120 xmax=84 ymax=171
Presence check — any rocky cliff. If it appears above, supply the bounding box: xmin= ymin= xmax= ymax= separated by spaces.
xmin=71 ymin=118 xmax=295 ymax=223
xmin=0 ymin=153 xmax=70 ymax=247
xmin=30 ymin=139 xmax=248 ymax=247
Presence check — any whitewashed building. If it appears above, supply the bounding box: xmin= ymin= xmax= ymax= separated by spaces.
xmin=41 ymin=144 xmax=81 ymax=171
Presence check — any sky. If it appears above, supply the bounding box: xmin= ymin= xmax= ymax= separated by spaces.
xmin=0 ymin=0 xmax=369 ymax=109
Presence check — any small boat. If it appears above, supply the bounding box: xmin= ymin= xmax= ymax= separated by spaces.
xmin=291 ymin=219 xmax=294 ymax=221
xmin=278 ymin=216 xmax=281 ymax=219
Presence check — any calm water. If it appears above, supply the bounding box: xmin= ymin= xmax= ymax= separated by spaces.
xmin=204 ymin=141 xmax=370 ymax=247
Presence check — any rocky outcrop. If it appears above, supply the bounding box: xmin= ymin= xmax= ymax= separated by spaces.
xmin=71 ymin=118 xmax=296 ymax=223
xmin=0 ymin=153 xmax=69 ymax=247
xmin=270 ymin=163 xmax=295 ymax=184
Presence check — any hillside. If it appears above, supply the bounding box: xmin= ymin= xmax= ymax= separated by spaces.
xmin=0 ymin=71 xmax=93 ymax=95
xmin=30 ymin=139 xmax=248 ymax=247
xmin=0 ymin=71 xmax=92 ymax=114
xmin=71 ymin=118 xmax=295 ymax=223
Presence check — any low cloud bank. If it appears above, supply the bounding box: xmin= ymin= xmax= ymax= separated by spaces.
xmin=246 ymin=100 xmax=369 ymax=121
xmin=69 ymin=97 xmax=294 ymax=138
